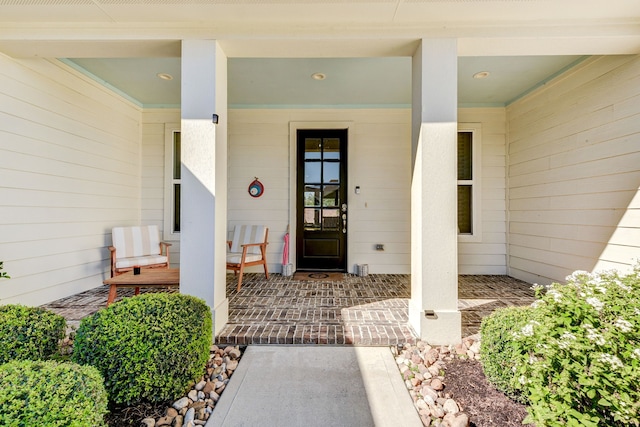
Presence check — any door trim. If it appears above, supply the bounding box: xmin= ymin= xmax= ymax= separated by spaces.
xmin=288 ymin=121 xmax=354 ymax=272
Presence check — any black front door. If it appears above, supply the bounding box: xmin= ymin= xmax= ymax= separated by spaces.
xmin=296 ymin=129 xmax=347 ymax=271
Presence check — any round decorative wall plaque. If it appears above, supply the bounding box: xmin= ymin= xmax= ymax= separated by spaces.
xmin=248 ymin=178 xmax=264 ymax=198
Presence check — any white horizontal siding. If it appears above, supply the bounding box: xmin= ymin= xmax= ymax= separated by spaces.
xmin=507 ymin=55 xmax=640 ymax=285
xmin=458 ymin=108 xmax=508 ymax=274
xmin=228 ymin=108 xmax=507 ymax=275
xmin=227 ymin=109 xmax=412 ymax=274
xmin=141 ymin=109 xmax=181 ymax=267
xmin=0 ymin=56 xmax=142 ymax=305
xmin=349 ymin=112 xmax=410 ymax=274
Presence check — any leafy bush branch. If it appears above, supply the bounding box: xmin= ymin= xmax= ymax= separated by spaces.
xmin=0 ymin=261 xmax=9 ymax=279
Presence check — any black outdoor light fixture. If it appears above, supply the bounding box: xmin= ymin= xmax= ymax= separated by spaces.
xmin=212 ymin=114 xmax=219 ymax=124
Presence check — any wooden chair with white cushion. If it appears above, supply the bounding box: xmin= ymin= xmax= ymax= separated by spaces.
xmin=226 ymin=225 xmax=269 ymax=291
xmin=109 ymin=225 xmax=171 ymax=277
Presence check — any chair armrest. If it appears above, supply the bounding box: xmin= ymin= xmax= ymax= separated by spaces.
xmin=241 ymin=242 xmax=269 ymax=248
xmin=160 ymin=242 xmax=171 ymax=264
xmin=108 ymin=246 xmax=116 ymax=253
xmin=241 ymin=243 xmax=260 ymax=248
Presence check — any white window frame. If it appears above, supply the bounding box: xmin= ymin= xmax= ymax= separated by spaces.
xmin=163 ymin=123 xmax=181 ymax=241
xmin=457 ymin=123 xmax=482 ymax=243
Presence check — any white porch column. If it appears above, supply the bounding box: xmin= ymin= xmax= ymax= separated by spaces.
xmin=409 ymin=39 xmax=461 ymax=345
xmin=180 ymin=40 xmax=228 ymax=336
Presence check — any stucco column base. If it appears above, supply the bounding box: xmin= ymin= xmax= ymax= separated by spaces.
xmin=410 ymin=303 xmax=461 ymax=346
xmin=212 ymin=297 xmax=229 ymax=338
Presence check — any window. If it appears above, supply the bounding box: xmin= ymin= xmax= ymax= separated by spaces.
xmin=164 ymin=125 xmax=181 ymax=239
xmin=458 ymin=124 xmax=481 ymax=241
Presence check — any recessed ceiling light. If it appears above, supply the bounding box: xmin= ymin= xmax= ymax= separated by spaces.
xmin=157 ymin=73 xmax=174 ymax=81
xmin=473 ymin=71 xmax=490 ymax=79
xmin=311 ymin=72 xmax=326 ymax=81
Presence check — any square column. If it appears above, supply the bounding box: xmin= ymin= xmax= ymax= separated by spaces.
xmin=180 ymin=40 xmax=228 ymax=336
xmin=409 ymin=39 xmax=461 ymax=345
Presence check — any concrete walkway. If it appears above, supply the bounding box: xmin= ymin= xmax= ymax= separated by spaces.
xmin=206 ymin=346 xmax=422 ymax=427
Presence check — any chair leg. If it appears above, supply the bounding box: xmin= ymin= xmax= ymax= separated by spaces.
xmin=263 ymin=261 xmax=269 ymax=279
xmin=107 ymin=285 xmax=118 ymax=306
xmin=237 ymin=266 xmax=245 ymax=292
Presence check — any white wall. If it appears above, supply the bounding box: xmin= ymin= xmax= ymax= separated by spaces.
xmin=459 ymin=108 xmax=508 ymax=274
xmin=507 ymin=55 xmax=640 ymax=285
xmin=227 ymin=109 xmax=412 ymax=274
xmin=227 ymin=108 xmax=507 ymax=275
xmin=0 ymin=55 xmax=142 ymax=305
xmin=141 ymin=109 xmax=181 ymax=267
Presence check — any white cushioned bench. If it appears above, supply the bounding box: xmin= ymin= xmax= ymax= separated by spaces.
xmin=109 ymin=225 xmax=171 ymax=277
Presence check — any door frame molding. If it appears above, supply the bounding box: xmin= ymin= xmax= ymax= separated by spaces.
xmin=288 ymin=121 xmax=354 ymax=272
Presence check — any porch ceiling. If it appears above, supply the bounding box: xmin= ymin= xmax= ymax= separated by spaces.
xmin=0 ymin=0 xmax=638 ymax=107
xmin=63 ymin=55 xmax=586 ymax=108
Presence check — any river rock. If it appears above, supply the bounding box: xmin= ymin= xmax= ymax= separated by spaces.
xmin=173 ymin=397 xmax=190 ymax=411
xmin=450 ymin=413 xmax=470 ymax=427
xmin=183 ymin=408 xmax=195 ymax=426
xmin=443 ymin=398 xmax=459 ymax=414
xmin=155 ymin=416 xmax=173 ymax=426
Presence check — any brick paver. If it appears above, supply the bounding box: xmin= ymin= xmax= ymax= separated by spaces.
xmin=41 ymin=273 xmax=535 ymax=345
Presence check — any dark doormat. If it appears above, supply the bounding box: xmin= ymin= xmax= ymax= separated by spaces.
xmin=292 ymin=272 xmax=346 ymax=281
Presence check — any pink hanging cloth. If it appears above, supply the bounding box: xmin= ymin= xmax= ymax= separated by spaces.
xmin=282 ymin=225 xmax=290 ymax=265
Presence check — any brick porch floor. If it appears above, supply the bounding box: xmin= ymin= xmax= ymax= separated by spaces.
xmin=41 ymin=274 xmax=535 ymax=346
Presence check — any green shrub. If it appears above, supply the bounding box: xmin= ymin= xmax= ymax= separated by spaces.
xmin=513 ymin=268 xmax=640 ymax=427
xmin=0 ymin=359 xmax=108 ymax=427
xmin=0 ymin=305 xmax=66 ymax=364
xmin=72 ymin=293 xmax=213 ymax=405
xmin=0 ymin=261 xmax=9 ymax=279
xmin=479 ymin=305 xmax=533 ymax=402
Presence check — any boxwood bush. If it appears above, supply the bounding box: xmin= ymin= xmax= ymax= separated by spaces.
xmin=72 ymin=293 xmax=213 ymax=405
xmin=479 ymin=305 xmax=533 ymax=403
xmin=0 ymin=359 xmax=108 ymax=426
xmin=0 ymin=305 xmax=66 ymax=364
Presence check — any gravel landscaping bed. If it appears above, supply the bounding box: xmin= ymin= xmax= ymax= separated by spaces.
xmin=395 ymin=336 xmax=530 ymax=427
xmin=61 ymin=333 xmax=526 ymax=427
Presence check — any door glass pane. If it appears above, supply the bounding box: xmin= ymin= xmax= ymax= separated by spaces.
xmin=458 ymin=132 xmax=472 ymax=180
xmin=323 ymin=161 xmax=339 ymax=183
xmin=304 ymin=185 xmax=321 ymax=207
xmin=305 ymin=138 xmax=322 ymax=160
xmin=322 ymin=185 xmax=339 ymax=207
xmin=322 ymin=209 xmax=340 ymax=230
xmin=304 ymin=208 xmax=321 ymax=229
xmin=305 ymin=161 xmax=321 ymax=183
xmin=173 ymin=132 xmax=181 ymax=180
xmin=458 ymin=185 xmax=472 ymax=234
xmin=323 ymin=138 xmax=340 ymax=160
